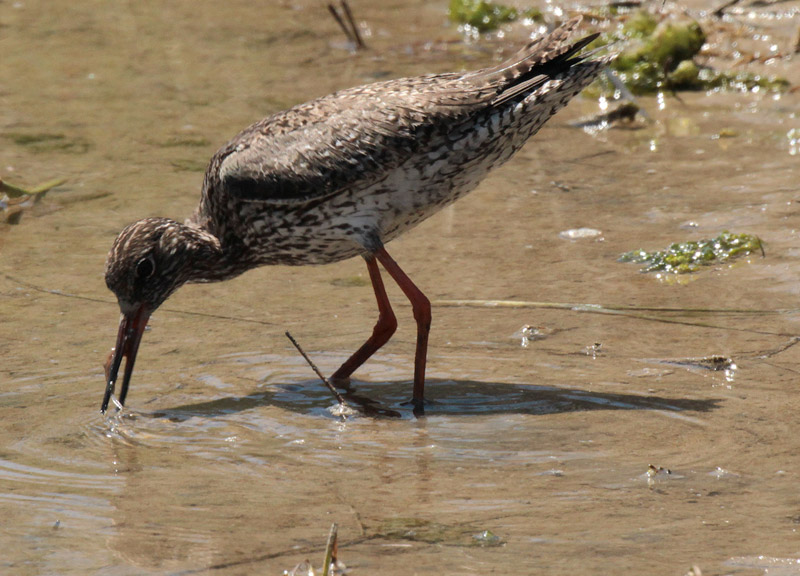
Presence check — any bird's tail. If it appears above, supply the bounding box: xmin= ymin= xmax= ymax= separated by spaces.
xmin=467 ymin=17 xmax=610 ymax=107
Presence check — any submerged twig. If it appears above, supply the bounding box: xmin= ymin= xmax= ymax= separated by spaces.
xmin=753 ymin=336 xmax=800 ymax=359
xmin=285 ymin=331 xmax=348 ymax=407
xmin=433 ymin=299 xmax=793 ymax=315
xmin=327 ymin=0 xmax=366 ymax=50
xmin=284 ymin=332 xmax=401 ymax=418
xmin=571 ymin=101 xmax=644 ymax=129
xmin=603 ymin=70 xmax=651 ymax=121
xmin=712 ymin=0 xmax=742 ymax=17
xmin=605 ymin=0 xmax=643 ymax=8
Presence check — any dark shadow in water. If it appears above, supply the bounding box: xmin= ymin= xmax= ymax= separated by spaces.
xmin=150 ymin=378 xmax=719 ymax=421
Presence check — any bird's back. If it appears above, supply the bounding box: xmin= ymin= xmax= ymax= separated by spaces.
xmin=193 ymin=18 xmax=609 ymax=267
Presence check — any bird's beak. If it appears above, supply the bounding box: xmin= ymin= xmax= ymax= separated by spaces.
xmin=101 ymin=305 xmax=151 ymax=413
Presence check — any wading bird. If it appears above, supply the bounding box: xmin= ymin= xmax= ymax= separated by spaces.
xmin=102 ymin=18 xmax=610 ymax=413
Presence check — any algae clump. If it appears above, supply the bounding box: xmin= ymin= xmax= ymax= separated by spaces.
xmin=620 ymin=231 xmax=764 ymax=274
xmin=608 ymin=13 xmax=706 ymax=94
xmin=590 ymin=10 xmax=788 ymax=94
xmin=448 ymin=0 xmax=542 ymax=32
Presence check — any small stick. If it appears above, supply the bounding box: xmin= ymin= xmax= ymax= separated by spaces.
xmin=327 ymin=3 xmax=356 ymax=46
xmin=340 ymin=0 xmax=365 ymax=49
xmin=327 ymin=0 xmax=366 ymax=50
xmin=322 ymin=523 xmax=338 ymax=576
xmin=285 ymin=331 xmax=348 ymax=406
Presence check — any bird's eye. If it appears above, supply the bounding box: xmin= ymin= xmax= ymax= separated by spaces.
xmin=135 ymin=256 xmax=155 ymax=279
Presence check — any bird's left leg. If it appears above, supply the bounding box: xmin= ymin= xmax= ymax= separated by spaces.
xmin=331 ymin=255 xmax=398 ymax=384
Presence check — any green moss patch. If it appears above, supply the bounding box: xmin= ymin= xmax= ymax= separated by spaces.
xmin=448 ymin=0 xmax=542 ymax=32
xmin=620 ymin=231 xmax=764 ymax=274
xmin=587 ymin=11 xmax=788 ymax=95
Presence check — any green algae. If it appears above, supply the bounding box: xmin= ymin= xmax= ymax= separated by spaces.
xmin=448 ymin=0 xmax=541 ymax=32
xmin=621 ymin=9 xmax=658 ymax=38
xmin=664 ymin=59 xmax=790 ymax=92
xmin=601 ymin=14 xmax=707 ymax=94
xmin=590 ymin=11 xmax=789 ymax=95
xmin=619 ymin=231 xmax=764 ymax=274
xmin=695 ymin=67 xmax=790 ymax=92
xmin=6 ymin=132 xmax=92 ymax=154
xmin=668 ymin=59 xmax=704 ymax=89
xmin=379 ymin=517 xmax=504 ymax=547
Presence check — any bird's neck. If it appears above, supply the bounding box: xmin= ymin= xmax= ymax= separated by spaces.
xmin=175 ymin=222 xmax=240 ymax=284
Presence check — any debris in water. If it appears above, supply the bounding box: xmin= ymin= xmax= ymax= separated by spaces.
xmin=472 ymin=529 xmax=503 ymax=546
xmin=322 ymin=523 xmax=346 ymax=576
xmin=684 ymin=565 xmax=703 ymax=576
xmin=712 ymin=128 xmax=738 ymax=139
xmin=513 ymin=324 xmax=553 ymax=348
xmin=379 ymin=517 xmax=503 ymax=546
xmin=619 ymin=231 xmax=764 ymax=274
xmin=284 ymin=523 xmax=346 ymax=576
xmin=285 ymin=560 xmax=314 ymax=576
xmin=709 ymin=466 xmax=739 ymax=479
xmin=651 ymin=356 xmax=737 ymax=383
xmin=690 ymin=356 xmax=735 ymax=372
xmin=647 ymin=464 xmax=672 ymax=477
xmin=646 ymin=463 xmax=673 ymax=488
xmin=559 ymin=227 xmax=603 ymax=240
xmin=571 ymin=101 xmax=643 ymax=130
xmin=585 ymin=342 xmax=603 ymax=358
xmin=285 ymin=331 xmax=350 ymax=412
xmin=712 ymin=0 xmax=741 ymax=18
xmin=1 ymin=177 xmax=66 ymax=225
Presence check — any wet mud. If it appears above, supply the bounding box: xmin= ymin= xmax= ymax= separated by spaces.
xmin=2 ymin=1 xmax=800 ymax=574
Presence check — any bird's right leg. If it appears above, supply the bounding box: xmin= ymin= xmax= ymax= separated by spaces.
xmin=331 ymin=255 xmax=398 ymax=385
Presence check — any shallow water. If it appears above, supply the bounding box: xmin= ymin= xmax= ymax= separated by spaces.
xmin=2 ymin=1 xmax=800 ymax=574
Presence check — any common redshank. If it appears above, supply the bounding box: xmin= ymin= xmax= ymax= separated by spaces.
xmin=102 ymin=18 xmax=610 ymax=413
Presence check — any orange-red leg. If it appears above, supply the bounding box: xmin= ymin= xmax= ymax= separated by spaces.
xmin=331 ymin=247 xmax=431 ymax=409
xmin=374 ymin=247 xmax=431 ymax=407
xmin=332 ymin=255 xmax=397 ymax=383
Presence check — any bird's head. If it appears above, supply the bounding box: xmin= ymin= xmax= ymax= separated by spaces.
xmin=104 ymin=217 xmax=193 ymax=313
xmin=101 ymin=217 xmax=220 ymax=413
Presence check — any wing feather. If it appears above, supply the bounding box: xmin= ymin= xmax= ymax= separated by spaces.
xmin=209 ymin=17 xmax=600 ymax=206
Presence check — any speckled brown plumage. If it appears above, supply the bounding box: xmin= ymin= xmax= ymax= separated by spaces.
xmin=102 ymin=18 xmax=612 ymax=413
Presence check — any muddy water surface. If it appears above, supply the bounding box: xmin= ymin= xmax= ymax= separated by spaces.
xmin=2 ymin=1 xmax=800 ymax=574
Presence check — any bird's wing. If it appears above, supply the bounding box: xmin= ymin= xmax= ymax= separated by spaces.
xmin=211 ymin=74 xmax=495 ymax=205
xmin=211 ymin=17 xmax=598 ymax=205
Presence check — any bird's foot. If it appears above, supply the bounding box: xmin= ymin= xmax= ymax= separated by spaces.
xmin=402 ymin=396 xmax=429 ymax=417
xmin=328 ymin=374 xmax=351 ymax=386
